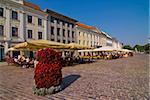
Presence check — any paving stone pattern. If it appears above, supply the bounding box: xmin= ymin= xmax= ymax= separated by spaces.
xmin=0 ymin=54 xmax=149 ymax=100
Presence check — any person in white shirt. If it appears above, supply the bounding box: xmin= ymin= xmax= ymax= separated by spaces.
xmin=18 ymin=55 xmax=21 ymax=60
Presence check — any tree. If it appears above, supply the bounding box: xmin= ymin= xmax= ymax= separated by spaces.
xmin=133 ymin=45 xmax=144 ymax=52
xmin=144 ymin=43 xmax=150 ymax=54
xmin=123 ymin=45 xmax=133 ymax=50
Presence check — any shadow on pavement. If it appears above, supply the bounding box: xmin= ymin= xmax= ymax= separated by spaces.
xmin=61 ymin=74 xmax=81 ymax=90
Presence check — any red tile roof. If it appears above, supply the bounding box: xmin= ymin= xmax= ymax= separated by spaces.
xmin=23 ymin=1 xmax=42 ymax=11
xmin=76 ymin=22 xmax=96 ymax=29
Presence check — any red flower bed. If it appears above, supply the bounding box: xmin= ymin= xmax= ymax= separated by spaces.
xmin=34 ymin=48 xmax=62 ymax=89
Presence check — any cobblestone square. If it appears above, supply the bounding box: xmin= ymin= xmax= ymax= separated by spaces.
xmin=0 ymin=54 xmax=149 ymax=100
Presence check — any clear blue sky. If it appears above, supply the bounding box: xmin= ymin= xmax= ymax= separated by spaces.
xmin=28 ymin=0 xmax=149 ymax=46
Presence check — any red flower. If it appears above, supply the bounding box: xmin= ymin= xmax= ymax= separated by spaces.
xmin=34 ymin=48 xmax=62 ymax=89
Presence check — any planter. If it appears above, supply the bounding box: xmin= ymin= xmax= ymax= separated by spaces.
xmin=33 ymin=48 xmax=62 ymax=95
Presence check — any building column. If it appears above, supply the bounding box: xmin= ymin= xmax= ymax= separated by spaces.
xmin=60 ymin=22 xmax=63 ymax=43
xmin=54 ymin=20 xmax=57 ymax=42
xmin=44 ymin=19 xmax=48 ymax=40
xmin=76 ymin=29 xmax=79 ymax=44
xmin=47 ymin=16 xmax=51 ymax=40
xmin=5 ymin=7 xmax=11 ymax=54
xmin=70 ymin=24 xmax=72 ymax=42
xmin=5 ymin=7 xmax=11 ymax=41
xmin=19 ymin=11 xmax=25 ymax=41
xmin=4 ymin=42 xmax=8 ymax=54
xmin=65 ymin=23 xmax=68 ymax=43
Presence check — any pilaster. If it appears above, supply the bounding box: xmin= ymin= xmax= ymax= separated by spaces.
xmin=19 ymin=10 xmax=25 ymax=41
xmin=5 ymin=6 xmax=11 ymax=40
xmin=54 ymin=20 xmax=57 ymax=41
xmin=60 ymin=22 xmax=63 ymax=43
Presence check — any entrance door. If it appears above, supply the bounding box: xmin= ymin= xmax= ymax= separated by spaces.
xmin=0 ymin=45 xmax=4 ymax=61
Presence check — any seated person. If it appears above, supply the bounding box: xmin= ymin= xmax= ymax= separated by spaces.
xmin=29 ymin=58 xmax=34 ymax=68
xmin=34 ymin=59 xmax=38 ymax=68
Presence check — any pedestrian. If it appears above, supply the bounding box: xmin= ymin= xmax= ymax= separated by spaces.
xmin=5 ymin=53 xmax=12 ymax=65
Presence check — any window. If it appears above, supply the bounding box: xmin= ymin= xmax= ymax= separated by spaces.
xmin=12 ymin=11 xmax=18 ymax=20
xmin=68 ymin=30 xmax=70 ymax=37
xmin=79 ymin=52 xmax=81 ymax=56
xmin=62 ymin=21 xmax=65 ymax=26
xmin=38 ymin=32 xmax=42 ymax=39
xmin=0 ymin=8 xmax=3 ymax=17
xmin=79 ymin=32 xmax=80 ymax=36
xmin=57 ymin=28 xmax=60 ymax=36
xmin=72 ymin=24 xmax=74 ymax=28
xmin=28 ymin=30 xmax=32 ymax=38
xmin=63 ymin=40 xmax=66 ymax=43
xmin=38 ymin=18 xmax=42 ymax=26
xmin=12 ymin=27 xmax=18 ymax=37
xmin=83 ymin=40 xmax=85 ymax=45
xmin=51 ymin=38 xmax=54 ymax=41
xmin=79 ymin=40 xmax=81 ymax=44
xmin=91 ymin=41 xmax=92 ymax=46
xmin=51 ymin=27 xmax=54 ymax=35
xmin=63 ymin=29 xmax=65 ymax=37
xmin=87 ymin=41 xmax=89 ymax=45
xmin=0 ymin=25 xmax=4 ymax=36
xmin=72 ymin=31 xmax=74 ymax=38
xmin=51 ymin=16 xmax=54 ymax=23
xmin=68 ymin=40 xmax=70 ymax=43
xmin=28 ymin=15 xmax=32 ymax=23
xmin=57 ymin=19 xmax=60 ymax=24
xmin=67 ymin=23 xmax=70 ymax=27
xmin=57 ymin=39 xmax=60 ymax=42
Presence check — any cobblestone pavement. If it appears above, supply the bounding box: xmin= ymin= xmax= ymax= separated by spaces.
xmin=0 ymin=54 xmax=149 ymax=100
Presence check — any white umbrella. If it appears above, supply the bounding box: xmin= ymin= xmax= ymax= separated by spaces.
xmin=93 ymin=46 xmax=116 ymax=51
xmin=120 ymin=49 xmax=133 ymax=52
xmin=78 ymin=49 xmax=94 ymax=52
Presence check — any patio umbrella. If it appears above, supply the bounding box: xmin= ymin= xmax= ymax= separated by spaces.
xmin=78 ymin=49 xmax=94 ymax=52
xmin=93 ymin=46 xmax=116 ymax=51
xmin=66 ymin=43 xmax=94 ymax=50
xmin=8 ymin=47 xmax=19 ymax=51
xmin=120 ymin=49 xmax=133 ymax=52
xmin=13 ymin=40 xmax=69 ymax=50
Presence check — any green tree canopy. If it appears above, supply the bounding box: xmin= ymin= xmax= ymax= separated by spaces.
xmin=123 ymin=45 xmax=133 ymax=50
xmin=144 ymin=43 xmax=150 ymax=50
xmin=133 ymin=44 xmax=144 ymax=52
xmin=143 ymin=43 xmax=150 ymax=53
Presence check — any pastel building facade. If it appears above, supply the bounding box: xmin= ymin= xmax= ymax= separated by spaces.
xmin=45 ymin=9 xmax=77 ymax=44
xmin=112 ymin=38 xmax=123 ymax=49
xmin=0 ymin=0 xmax=123 ymax=61
xmin=0 ymin=0 xmax=47 ymax=60
xmin=76 ymin=22 xmax=105 ymax=48
xmin=99 ymin=31 xmax=107 ymax=47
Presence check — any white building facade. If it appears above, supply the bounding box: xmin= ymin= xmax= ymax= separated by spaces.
xmin=76 ymin=22 xmax=105 ymax=48
xmin=0 ymin=0 xmax=47 ymax=60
